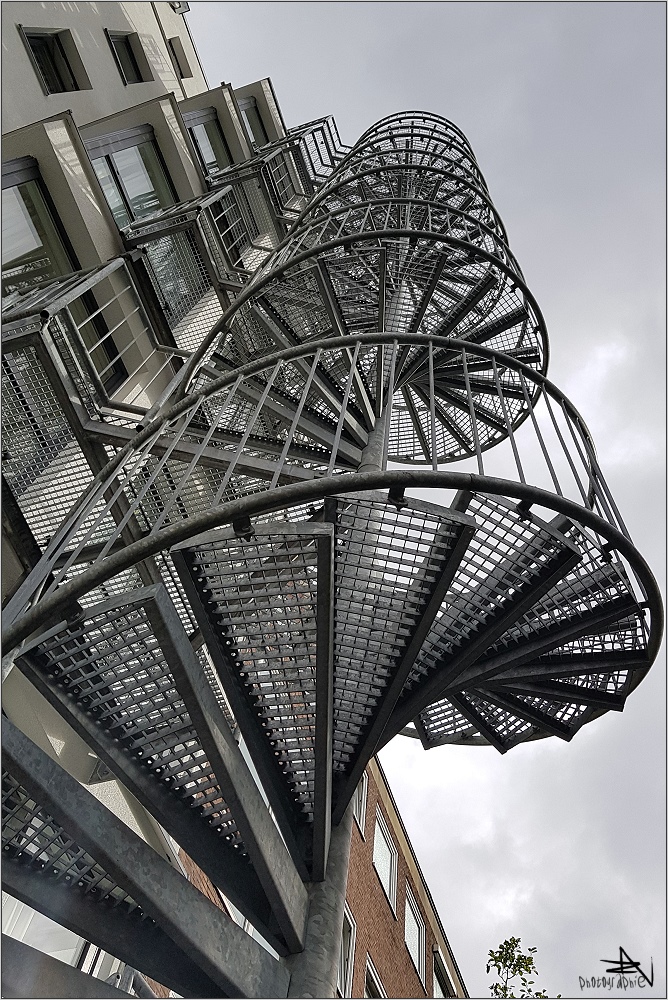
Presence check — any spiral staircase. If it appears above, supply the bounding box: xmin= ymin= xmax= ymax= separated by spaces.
xmin=2 ymin=113 xmax=662 ymax=998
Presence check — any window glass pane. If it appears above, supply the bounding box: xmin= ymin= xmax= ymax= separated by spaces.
xmin=27 ymin=33 xmax=77 ymax=94
xmin=92 ymin=158 xmax=132 ymax=228
xmin=242 ymin=103 xmax=269 ymax=147
xmin=111 ymin=36 xmax=141 ymax=84
xmin=110 ymin=144 xmax=174 ymax=221
xmin=372 ymin=816 xmax=395 ymax=904
xmin=352 ymin=773 xmax=367 ymax=830
xmin=337 ymin=910 xmax=354 ymax=997
xmin=191 ymin=121 xmax=232 ymax=173
xmin=404 ymin=896 xmax=421 ymax=971
xmin=433 ymin=957 xmax=453 ymax=998
xmin=364 ymin=968 xmax=383 ymax=999
xmin=2 ymin=180 xmax=73 ymax=294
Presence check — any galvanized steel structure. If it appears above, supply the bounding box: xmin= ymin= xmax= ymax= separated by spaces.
xmin=2 ymin=112 xmax=662 ymax=998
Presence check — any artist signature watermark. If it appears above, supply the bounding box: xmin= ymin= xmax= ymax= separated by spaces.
xmin=579 ymin=946 xmax=654 ymax=991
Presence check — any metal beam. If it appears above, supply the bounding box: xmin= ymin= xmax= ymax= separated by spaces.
xmin=171 ymin=542 xmax=312 ymax=878
xmin=454 ymin=595 xmax=643 ymax=687
xmin=143 ymin=584 xmax=309 ymax=952
xmin=2 ymin=719 xmax=290 ymax=1000
xmin=1 ymin=935 xmax=134 ymax=1000
xmin=379 ymin=542 xmax=583 ymax=746
xmin=13 ymin=645 xmax=279 ymax=951
xmin=475 ymin=687 xmax=574 ymax=740
xmin=2 ymin=862 xmax=220 ymax=998
xmin=491 ymin=678 xmax=626 ymax=711
xmin=312 ymin=532 xmax=335 ymax=881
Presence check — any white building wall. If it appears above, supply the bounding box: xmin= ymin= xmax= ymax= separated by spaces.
xmin=1 ymin=1 xmax=208 ymax=134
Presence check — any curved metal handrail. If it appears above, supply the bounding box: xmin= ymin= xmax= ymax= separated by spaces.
xmin=3 ymin=334 xmax=658 ymax=657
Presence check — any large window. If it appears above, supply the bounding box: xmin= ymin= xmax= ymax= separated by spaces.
xmin=182 ymin=109 xmax=233 ymax=177
xmin=2 ymin=159 xmax=74 ymax=295
xmin=86 ymin=129 xmax=176 ymax=227
xmin=336 ymin=903 xmax=356 ymax=998
xmin=2 ymin=158 xmax=127 ymax=392
xmin=404 ymin=885 xmax=425 ymax=982
xmin=21 ymin=28 xmax=80 ymax=94
xmin=372 ymin=808 xmax=397 ymax=910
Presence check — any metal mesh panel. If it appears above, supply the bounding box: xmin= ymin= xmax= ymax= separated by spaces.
xmin=188 ymin=530 xmax=322 ymax=818
xmin=329 ymin=496 xmax=465 ymax=769
xmin=404 ymin=495 xmax=570 ymax=693
xmin=31 ymin=601 xmax=244 ymax=848
xmin=2 ymin=771 xmax=141 ymax=914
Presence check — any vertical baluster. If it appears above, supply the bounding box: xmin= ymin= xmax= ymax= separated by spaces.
xmin=518 ymin=371 xmax=562 ymax=495
xmin=462 ymin=348 xmax=483 ymax=475
xmin=155 ymin=375 xmax=244 ymax=528
xmin=428 ymin=341 xmax=438 ymax=471
xmin=381 ymin=340 xmax=399 ymax=470
xmin=492 ymin=357 xmax=525 ymax=484
xmin=270 ymin=350 xmax=322 ymax=488
xmin=213 ymin=361 xmax=282 ymax=504
xmin=543 ymin=391 xmax=589 ymax=507
xmin=327 ymin=341 xmax=361 ymax=475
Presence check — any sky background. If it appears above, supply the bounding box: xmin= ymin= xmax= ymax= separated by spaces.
xmin=185 ymin=3 xmax=666 ymax=996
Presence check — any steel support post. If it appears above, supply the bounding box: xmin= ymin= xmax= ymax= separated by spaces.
xmin=285 ymin=804 xmax=354 ymax=999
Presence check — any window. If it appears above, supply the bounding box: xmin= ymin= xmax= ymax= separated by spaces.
xmin=2 ymin=158 xmax=127 ymax=392
xmin=182 ymin=109 xmax=233 ymax=177
xmin=336 ymin=904 xmax=356 ymax=998
xmin=404 ymin=886 xmax=426 ymax=982
xmin=433 ymin=952 xmax=457 ymax=998
xmin=352 ymin=771 xmax=368 ymax=834
xmin=86 ymin=129 xmax=176 ymax=227
xmin=372 ymin=808 xmax=397 ymax=910
xmin=2 ymin=158 xmax=74 ymax=295
xmin=238 ymin=96 xmax=269 ymax=148
xmin=21 ymin=28 xmax=79 ymax=94
xmin=106 ymin=32 xmax=143 ymax=85
xmin=364 ymin=957 xmax=387 ymax=999
xmin=168 ymin=36 xmax=192 ymax=79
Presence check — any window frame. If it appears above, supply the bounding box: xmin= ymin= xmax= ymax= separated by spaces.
xmin=336 ymin=902 xmax=356 ymax=998
xmin=372 ymin=807 xmax=398 ymax=912
xmin=167 ymin=35 xmax=192 ymax=79
xmin=433 ymin=950 xmax=457 ymax=998
xmin=404 ymin=884 xmax=426 ymax=984
xmin=364 ymin=956 xmax=387 ymax=999
xmin=19 ymin=25 xmax=82 ymax=95
xmin=104 ymin=30 xmax=144 ymax=86
xmin=85 ymin=129 xmax=177 ymax=227
xmin=182 ymin=108 xmax=233 ymax=176
xmin=352 ymin=770 xmax=368 ymax=836
xmin=237 ymin=95 xmax=269 ymax=148
xmin=1 ymin=157 xmax=79 ymax=293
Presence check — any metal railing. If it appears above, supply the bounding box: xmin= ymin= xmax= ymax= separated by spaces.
xmin=3 ymin=335 xmax=655 ymax=641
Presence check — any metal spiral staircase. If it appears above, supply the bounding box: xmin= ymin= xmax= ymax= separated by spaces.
xmin=2 ymin=113 xmax=662 ymax=998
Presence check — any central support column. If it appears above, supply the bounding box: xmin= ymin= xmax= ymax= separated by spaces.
xmin=357 ymin=403 xmax=392 ymax=474
xmin=285 ymin=805 xmax=354 ymax=999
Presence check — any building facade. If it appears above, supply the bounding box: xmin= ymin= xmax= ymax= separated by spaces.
xmin=2 ymin=3 xmax=660 ymax=999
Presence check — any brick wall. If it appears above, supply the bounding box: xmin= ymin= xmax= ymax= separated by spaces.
xmin=343 ymin=761 xmax=465 ymax=998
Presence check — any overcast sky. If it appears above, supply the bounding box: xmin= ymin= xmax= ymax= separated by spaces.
xmin=186 ymin=3 xmax=666 ymax=996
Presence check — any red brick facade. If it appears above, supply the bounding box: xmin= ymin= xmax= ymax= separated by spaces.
xmin=344 ymin=760 xmax=465 ymax=999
